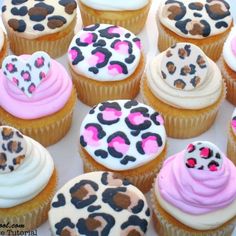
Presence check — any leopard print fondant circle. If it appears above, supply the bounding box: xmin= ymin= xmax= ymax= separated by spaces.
xmin=231 ymin=108 xmax=236 ymax=136
xmin=2 ymin=0 xmax=77 ymax=39
xmin=49 ymin=171 xmax=150 ymax=236
xmin=68 ymin=24 xmax=142 ymax=81
xmin=0 ymin=126 xmax=26 ymax=174
xmin=158 ymin=0 xmax=232 ymax=39
xmin=161 ymin=43 xmax=208 ymax=90
xmin=80 ymin=100 xmax=166 ymax=171
xmin=184 ymin=141 xmax=223 ymax=171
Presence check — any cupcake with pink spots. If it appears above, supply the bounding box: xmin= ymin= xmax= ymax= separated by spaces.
xmin=79 ymin=99 xmax=167 ymax=193
xmin=227 ymin=108 xmax=236 ymax=165
xmin=68 ymin=24 xmax=145 ymax=106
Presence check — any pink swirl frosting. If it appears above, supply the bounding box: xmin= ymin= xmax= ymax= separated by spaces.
xmin=157 ymin=150 xmax=236 ymax=215
xmin=0 ymin=55 xmax=72 ymax=119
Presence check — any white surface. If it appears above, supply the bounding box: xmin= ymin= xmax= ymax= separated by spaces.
xmin=0 ymin=0 xmax=235 ymax=235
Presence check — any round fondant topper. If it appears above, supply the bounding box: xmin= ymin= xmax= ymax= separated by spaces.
xmin=184 ymin=141 xmax=223 ymax=172
xmin=0 ymin=126 xmax=27 ymax=174
xmin=2 ymin=51 xmax=51 ymax=97
xmin=231 ymin=36 xmax=236 ymax=57
xmin=161 ymin=43 xmax=208 ymax=91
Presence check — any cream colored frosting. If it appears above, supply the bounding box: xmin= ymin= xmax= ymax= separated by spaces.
xmin=146 ymin=44 xmax=222 ymax=109
xmin=79 ymin=0 xmax=148 ymax=11
xmin=2 ymin=0 xmax=77 ymax=39
xmin=158 ymin=0 xmax=232 ymax=39
xmin=0 ymin=136 xmax=54 ymax=208
xmin=223 ymin=26 xmax=236 ymax=71
xmin=0 ymin=27 xmax=4 ymax=51
xmin=155 ymin=183 xmax=236 ymax=230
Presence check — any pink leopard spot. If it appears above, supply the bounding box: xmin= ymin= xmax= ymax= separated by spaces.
xmin=102 ymin=108 xmax=122 ymax=121
xmin=12 ymin=77 xmax=18 ymax=85
xmin=69 ymin=49 xmax=78 ymax=60
xmin=28 ymin=84 xmax=36 ymax=93
xmin=36 ymin=57 xmax=44 ymax=66
xmin=209 ymin=165 xmax=218 ymax=171
xmin=80 ymin=33 xmax=93 ymax=44
xmin=128 ymin=112 xmax=147 ymax=125
xmin=187 ymin=143 xmax=195 ymax=152
xmin=108 ymin=64 xmax=122 ymax=76
xmin=231 ymin=120 xmax=236 ymax=129
xmin=135 ymin=40 xmax=141 ymax=49
xmin=7 ymin=63 xmax=14 ymax=72
xmin=108 ymin=137 xmax=129 ymax=154
xmin=108 ymin=27 xmax=123 ymax=35
xmin=200 ymin=148 xmax=210 ymax=158
xmin=156 ymin=115 xmax=164 ymax=125
xmin=22 ymin=73 xmax=29 ymax=80
xmin=142 ymin=137 xmax=158 ymax=154
xmin=114 ymin=41 xmax=129 ymax=54
xmin=83 ymin=127 xmax=100 ymax=147
xmin=231 ymin=36 xmax=236 ymax=57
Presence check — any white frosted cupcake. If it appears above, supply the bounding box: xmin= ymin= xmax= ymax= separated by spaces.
xmin=0 ymin=126 xmax=57 ymax=232
xmin=49 ymin=171 xmax=150 ymax=235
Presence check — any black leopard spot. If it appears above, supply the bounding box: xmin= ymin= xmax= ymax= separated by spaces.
xmin=69 ymin=46 xmax=84 ymax=65
xmin=145 ymin=208 xmax=150 ymax=217
xmin=12 ymin=0 xmax=28 ymax=5
xmin=76 ymin=213 xmax=115 ymax=236
xmin=90 ymin=47 xmax=112 ymax=69
xmin=194 ymin=13 xmax=203 ymax=17
xmin=125 ymin=54 xmax=135 ymax=64
xmin=121 ymin=215 xmax=148 ymax=234
xmin=150 ymin=112 xmax=162 ymax=125
xmin=93 ymin=39 xmax=106 ymax=47
xmin=52 ymin=193 xmax=66 ymax=208
xmin=70 ymin=180 xmax=99 ymax=209
xmin=94 ymin=150 xmax=108 ymax=159
xmin=189 ymin=2 xmax=203 ymax=10
xmin=84 ymin=24 xmax=100 ymax=31
xmin=76 ymin=33 xmax=98 ymax=47
xmin=99 ymin=26 xmax=121 ymax=39
xmin=108 ymin=61 xmax=128 ymax=75
xmin=55 ymin=218 xmax=75 ymax=235
xmin=33 ymin=24 xmax=45 ymax=31
xmin=87 ymin=205 xmax=101 ymax=212
xmin=125 ymin=33 xmax=131 ymax=38
xmin=8 ymin=19 xmax=26 ymax=32
xmin=215 ymin=152 xmax=221 ymax=159
xmin=215 ymin=21 xmax=228 ymax=28
xmin=59 ymin=0 xmax=77 ymax=14
xmin=11 ymin=6 xmax=28 ymax=16
xmin=120 ymin=155 xmax=136 ymax=165
xmin=2 ymin=5 xmax=6 ymax=13
xmin=124 ymin=100 xmax=138 ymax=109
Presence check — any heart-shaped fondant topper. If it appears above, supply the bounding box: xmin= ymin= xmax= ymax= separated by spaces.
xmin=0 ymin=126 xmax=27 ymax=174
xmin=184 ymin=141 xmax=223 ymax=172
xmin=161 ymin=43 xmax=208 ymax=91
xmin=2 ymin=51 xmax=51 ymax=97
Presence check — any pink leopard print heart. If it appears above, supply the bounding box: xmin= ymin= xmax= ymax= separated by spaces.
xmin=2 ymin=51 xmax=51 ymax=97
xmin=0 ymin=126 xmax=26 ymax=174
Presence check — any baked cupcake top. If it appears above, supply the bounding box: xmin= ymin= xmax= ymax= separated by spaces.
xmin=146 ymin=43 xmax=223 ymax=109
xmin=158 ymin=0 xmax=232 ymax=39
xmin=154 ymin=141 xmax=236 ymax=230
xmin=223 ymin=26 xmax=236 ymax=71
xmin=1 ymin=0 xmax=77 ymax=39
xmin=231 ymin=108 xmax=236 ymax=136
xmin=68 ymin=24 xmax=142 ymax=82
xmin=0 ymin=51 xmax=73 ymax=119
xmin=0 ymin=126 xmax=54 ymax=208
xmin=0 ymin=27 xmax=4 ymax=51
xmin=49 ymin=171 xmax=150 ymax=236
xmin=79 ymin=0 xmax=149 ymax=11
xmin=80 ymin=100 xmax=166 ymax=171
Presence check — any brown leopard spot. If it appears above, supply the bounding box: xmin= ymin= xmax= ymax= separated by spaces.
xmin=2 ymin=128 xmax=13 ymax=137
xmin=28 ymin=7 xmax=48 ymax=18
xmin=182 ymin=65 xmax=191 ymax=74
xmin=85 ymin=218 xmax=101 ymax=231
xmin=178 ymin=48 xmax=187 ymax=58
xmin=193 ymin=2 xmax=203 ymax=9
xmin=189 ymin=22 xmax=204 ymax=36
xmin=166 ymin=62 xmax=176 ymax=74
xmin=208 ymin=3 xmax=227 ymax=17
xmin=174 ymin=80 xmax=186 ymax=89
xmin=197 ymin=56 xmax=206 ymax=67
xmin=71 ymin=186 xmax=88 ymax=200
xmin=61 ymin=228 xmax=73 ymax=236
xmin=166 ymin=50 xmax=172 ymax=57
xmin=65 ymin=2 xmax=77 ymax=14
xmin=113 ymin=193 xmax=131 ymax=209
xmin=167 ymin=5 xmax=182 ymax=20
xmin=14 ymin=155 xmax=25 ymax=165
xmin=127 ymin=229 xmax=142 ymax=236
xmin=0 ymin=153 xmax=6 ymax=165
xmin=9 ymin=141 xmax=19 ymax=153
xmin=47 ymin=19 xmax=64 ymax=29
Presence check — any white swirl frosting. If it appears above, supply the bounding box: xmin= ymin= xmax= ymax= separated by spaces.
xmin=223 ymin=26 xmax=236 ymax=72
xmin=146 ymin=47 xmax=222 ymax=109
xmin=0 ymin=136 xmax=54 ymax=208
xmin=79 ymin=0 xmax=149 ymax=11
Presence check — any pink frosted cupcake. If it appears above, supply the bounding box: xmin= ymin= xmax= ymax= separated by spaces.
xmin=151 ymin=141 xmax=236 ymax=236
xmin=227 ymin=108 xmax=236 ymax=165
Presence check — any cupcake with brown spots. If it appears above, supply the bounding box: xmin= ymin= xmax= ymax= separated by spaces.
xmin=49 ymin=171 xmax=150 ymax=236
xmin=156 ymin=0 xmax=233 ymax=61
xmin=1 ymin=0 xmax=77 ymax=58
xmin=0 ymin=125 xmax=57 ymax=233
xmin=141 ymin=43 xmax=226 ymax=138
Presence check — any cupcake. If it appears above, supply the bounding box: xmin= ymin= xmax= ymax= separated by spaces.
xmin=78 ymin=0 xmax=152 ymax=35
xmin=0 ymin=27 xmax=8 ymax=67
xmin=1 ymin=0 xmax=77 ymax=58
xmin=79 ymin=99 xmax=167 ymax=193
xmin=0 ymin=51 xmax=77 ymax=146
xmin=141 ymin=42 xmax=225 ymax=138
xmin=227 ymin=108 xmax=236 ymax=165
xmin=219 ymin=27 xmax=236 ymax=105
xmin=151 ymin=141 xmax=236 ymax=236
xmin=68 ymin=24 xmax=145 ymax=106
xmin=0 ymin=125 xmax=57 ymax=232
xmin=49 ymin=171 xmax=150 ymax=235
xmin=156 ymin=0 xmax=233 ymax=61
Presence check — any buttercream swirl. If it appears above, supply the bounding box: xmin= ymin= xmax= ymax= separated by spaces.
xmin=0 ymin=55 xmax=72 ymax=119
xmin=79 ymin=0 xmax=148 ymax=11
xmin=158 ymin=0 xmax=232 ymax=39
xmin=146 ymin=43 xmax=222 ymax=109
xmin=223 ymin=26 xmax=236 ymax=71
xmin=155 ymin=142 xmax=236 ymax=230
xmin=0 ymin=136 xmax=54 ymax=208
xmin=231 ymin=108 xmax=236 ymax=136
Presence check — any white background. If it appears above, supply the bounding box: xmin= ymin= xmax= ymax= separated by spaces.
xmin=0 ymin=0 xmax=236 ymax=235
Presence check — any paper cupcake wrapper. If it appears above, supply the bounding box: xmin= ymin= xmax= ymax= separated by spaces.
xmin=7 ymin=20 xmax=76 ymax=58
xmin=80 ymin=146 xmax=166 ymax=193
xmin=0 ymin=170 xmax=57 ymax=232
xmin=156 ymin=18 xmax=229 ymax=62
xmin=0 ymin=34 xmax=8 ymax=68
xmin=78 ymin=1 xmax=151 ymax=34
xmin=218 ymin=56 xmax=236 ymax=106
xmin=150 ymin=187 xmax=236 ymax=236
xmin=140 ymin=77 xmax=226 ymax=139
xmin=227 ymin=127 xmax=236 ymax=166
xmin=69 ymin=55 xmax=145 ymax=107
